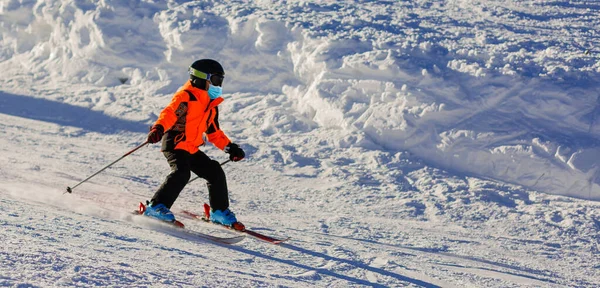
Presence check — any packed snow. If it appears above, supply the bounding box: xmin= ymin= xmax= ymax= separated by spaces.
xmin=1 ymin=0 xmax=599 ymax=287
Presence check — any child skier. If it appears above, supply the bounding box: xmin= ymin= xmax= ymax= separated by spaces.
xmin=144 ymin=59 xmax=245 ymax=227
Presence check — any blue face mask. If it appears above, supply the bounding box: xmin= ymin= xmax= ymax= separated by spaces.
xmin=207 ymin=84 xmax=222 ymax=99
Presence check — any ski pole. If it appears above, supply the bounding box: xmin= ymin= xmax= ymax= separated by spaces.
xmin=187 ymin=160 xmax=230 ymax=184
xmin=66 ymin=141 xmax=149 ymax=193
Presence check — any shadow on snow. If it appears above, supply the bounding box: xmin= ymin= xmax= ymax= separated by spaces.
xmin=0 ymin=91 xmax=149 ymax=134
xmin=158 ymin=226 xmax=439 ymax=287
xmin=288 ymin=228 xmax=561 ymax=286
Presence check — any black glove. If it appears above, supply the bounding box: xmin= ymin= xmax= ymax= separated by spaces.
xmin=147 ymin=125 xmax=164 ymax=144
xmin=225 ymin=143 xmax=245 ymax=162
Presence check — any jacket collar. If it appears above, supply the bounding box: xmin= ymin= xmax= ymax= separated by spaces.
xmin=206 ymin=97 xmax=224 ymax=111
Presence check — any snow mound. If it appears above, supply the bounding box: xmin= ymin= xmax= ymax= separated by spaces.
xmin=2 ymin=0 xmax=600 ymax=199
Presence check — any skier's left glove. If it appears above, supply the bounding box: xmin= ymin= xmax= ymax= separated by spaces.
xmin=225 ymin=143 xmax=245 ymax=162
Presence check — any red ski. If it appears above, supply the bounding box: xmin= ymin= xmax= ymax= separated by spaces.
xmin=134 ymin=202 xmax=245 ymax=245
xmin=180 ymin=204 xmax=290 ymax=245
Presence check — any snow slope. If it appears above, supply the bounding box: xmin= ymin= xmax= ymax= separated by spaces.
xmin=1 ymin=0 xmax=599 ymax=287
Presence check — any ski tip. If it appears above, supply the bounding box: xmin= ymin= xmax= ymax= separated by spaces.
xmin=269 ymin=237 xmax=291 ymax=245
xmin=277 ymin=237 xmax=292 ymax=244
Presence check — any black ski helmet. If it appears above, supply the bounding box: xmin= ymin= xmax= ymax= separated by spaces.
xmin=189 ymin=59 xmax=224 ymax=89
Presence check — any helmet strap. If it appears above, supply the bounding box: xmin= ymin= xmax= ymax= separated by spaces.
xmin=190 ymin=77 xmax=208 ymax=90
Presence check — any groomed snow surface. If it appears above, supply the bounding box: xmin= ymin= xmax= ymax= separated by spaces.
xmin=1 ymin=0 xmax=600 ymax=287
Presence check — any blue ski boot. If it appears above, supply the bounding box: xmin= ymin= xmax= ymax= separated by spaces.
xmin=144 ymin=202 xmax=175 ymax=222
xmin=209 ymin=208 xmax=238 ymax=226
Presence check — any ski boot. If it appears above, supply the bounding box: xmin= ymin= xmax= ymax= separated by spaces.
xmin=143 ymin=201 xmax=176 ymax=222
xmin=209 ymin=207 xmax=245 ymax=231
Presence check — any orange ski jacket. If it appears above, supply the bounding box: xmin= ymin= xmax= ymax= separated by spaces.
xmin=154 ymin=80 xmax=230 ymax=154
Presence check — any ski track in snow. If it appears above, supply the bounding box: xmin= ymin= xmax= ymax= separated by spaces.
xmin=1 ymin=0 xmax=600 ymax=287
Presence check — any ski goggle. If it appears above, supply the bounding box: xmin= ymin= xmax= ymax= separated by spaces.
xmin=189 ymin=67 xmax=224 ymax=87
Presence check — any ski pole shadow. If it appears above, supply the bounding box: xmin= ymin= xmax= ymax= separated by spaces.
xmin=224 ymin=242 xmax=440 ymax=288
xmin=284 ymin=243 xmax=440 ymax=287
xmin=0 ymin=91 xmax=149 ymax=134
xmin=288 ymin=228 xmax=558 ymax=285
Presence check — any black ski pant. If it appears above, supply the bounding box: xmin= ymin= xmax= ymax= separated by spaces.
xmin=151 ymin=149 xmax=229 ymax=211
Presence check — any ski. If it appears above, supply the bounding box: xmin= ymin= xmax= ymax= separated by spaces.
xmin=133 ymin=202 xmax=245 ymax=245
xmin=180 ymin=203 xmax=291 ymax=245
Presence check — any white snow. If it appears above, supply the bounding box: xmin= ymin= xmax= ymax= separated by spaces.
xmin=1 ymin=0 xmax=599 ymax=287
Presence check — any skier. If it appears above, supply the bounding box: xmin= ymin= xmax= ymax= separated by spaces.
xmin=144 ymin=59 xmax=245 ymax=227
